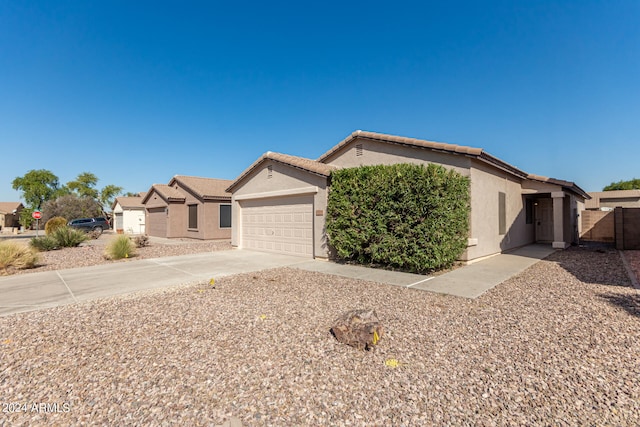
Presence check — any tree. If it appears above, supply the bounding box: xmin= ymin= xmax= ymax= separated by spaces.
xmin=41 ymin=194 xmax=102 ymax=224
xmin=603 ymin=178 xmax=640 ymax=191
xmin=66 ymin=172 xmax=99 ymax=199
xmin=11 ymin=169 xmax=62 ymax=209
xmin=100 ymin=184 xmax=123 ymax=211
xmin=66 ymin=172 xmax=123 ymax=213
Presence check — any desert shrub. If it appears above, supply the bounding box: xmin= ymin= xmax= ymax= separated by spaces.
xmin=45 ymin=216 xmax=68 ymax=235
xmin=326 ymin=163 xmax=470 ymax=273
xmin=0 ymin=241 xmax=39 ymax=274
xmin=30 ymin=235 xmax=59 ymax=251
xmin=50 ymin=226 xmax=90 ymax=248
xmin=134 ymin=235 xmax=149 ymax=248
xmin=105 ymin=235 xmax=135 ymax=260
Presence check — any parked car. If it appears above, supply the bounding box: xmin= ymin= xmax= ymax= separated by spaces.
xmin=68 ymin=217 xmax=110 ymax=234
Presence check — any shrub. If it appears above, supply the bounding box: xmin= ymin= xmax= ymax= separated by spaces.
xmin=45 ymin=216 xmax=68 ymax=235
xmin=134 ymin=235 xmax=149 ymax=248
xmin=50 ymin=226 xmax=90 ymax=248
xmin=326 ymin=163 xmax=470 ymax=273
xmin=0 ymin=241 xmax=39 ymax=274
xmin=30 ymin=236 xmax=59 ymax=251
xmin=105 ymin=235 xmax=135 ymax=260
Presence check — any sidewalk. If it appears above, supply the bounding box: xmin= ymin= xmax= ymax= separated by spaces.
xmin=0 ymin=245 xmax=556 ymax=316
xmin=295 ymin=244 xmax=556 ymax=299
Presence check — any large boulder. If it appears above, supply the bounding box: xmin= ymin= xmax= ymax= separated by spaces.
xmin=330 ymin=309 xmax=383 ymax=350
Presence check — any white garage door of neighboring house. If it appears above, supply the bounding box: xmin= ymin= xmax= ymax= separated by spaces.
xmin=147 ymin=207 xmax=167 ymax=238
xmin=114 ymin=213 xmax=124 ymax=231
xmin=240 ymin=195 xmax=313 ymax=257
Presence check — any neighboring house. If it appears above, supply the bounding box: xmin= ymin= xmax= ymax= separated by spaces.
xmin=227 ymin=130 xmax=589 ymax=261
xmin=585 ymin=190 xmax=640 ymax=210
xmin=142 ymin=175 xmax=233 ymax=240
xmin=0 ymin=202 xmax=23 ymax=232
xmin=112 ymin=194 xmax=146 ymax=234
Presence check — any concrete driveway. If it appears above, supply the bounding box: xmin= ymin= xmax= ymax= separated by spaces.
xmin=0 ymin=250 xmax=309 ymax=316
xmin=0 ymin=245 xmax=556 ymax=316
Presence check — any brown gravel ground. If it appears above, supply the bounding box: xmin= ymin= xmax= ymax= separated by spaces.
xmin=623 ymin=250 xmax=640 ymax=286
xmin=1 ymin=246 xmax=640 ymax=426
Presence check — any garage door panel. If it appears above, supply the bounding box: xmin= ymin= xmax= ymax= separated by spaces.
xmin=147 ymin=207 xmax=167 ymax=238
xmin=240 ymin=196 xmax=313 ymax=258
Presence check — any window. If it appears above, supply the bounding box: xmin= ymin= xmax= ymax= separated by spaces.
xmin=498 ymin=192 xmax=506 ymax=235
xmin=188 ymin=204 xmax=198 ymax=229
xmin=525 ymin=199 xmax=534 ymax=224
xmin=220 ymin=204 xmax=231 ymax=228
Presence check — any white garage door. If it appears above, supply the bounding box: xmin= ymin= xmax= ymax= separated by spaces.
xmin=241 ymin=195 xmax=313 ymax=257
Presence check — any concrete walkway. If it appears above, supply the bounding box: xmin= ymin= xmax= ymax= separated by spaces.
xmin=0 ymin=245 xmax=556 ymax=316
xmin=296 ymin=244 xmax=557 ymax=299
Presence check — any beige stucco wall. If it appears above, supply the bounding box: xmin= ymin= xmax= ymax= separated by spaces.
xmin=231 ymin=159 xmax=330 ymax=258
xmin=144 ymin=186 xmax=231 ymax=240
xmin=172 ymin=183 xmax=231 ymax=240
xmin=144 ymin=191 xmax=168 ymax=209
xmin=323 ymin=137 xmax=472 ymax=177
xmin=466 ymin=160 xmax=533 ymax=260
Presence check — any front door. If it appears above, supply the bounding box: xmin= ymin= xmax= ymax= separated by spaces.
xmin=535 ymin=198 xmax=554 ymax=242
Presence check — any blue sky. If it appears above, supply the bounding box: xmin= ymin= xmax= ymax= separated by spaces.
xmin=1 ymin=1 xmax=638 ymax=204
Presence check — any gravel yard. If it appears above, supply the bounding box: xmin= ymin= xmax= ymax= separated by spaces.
xmin=1 ymin=234 xmax=231 ymax=275
xmin=2 ymin=246 xmax=640 ymax=426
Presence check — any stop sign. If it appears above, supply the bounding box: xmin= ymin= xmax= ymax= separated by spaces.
xmin=32 ymin=211 xmax=42 ymax=220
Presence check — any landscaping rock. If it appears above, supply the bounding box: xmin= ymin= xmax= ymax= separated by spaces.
xmin=330 ymin=309 xmax=383 ymax=350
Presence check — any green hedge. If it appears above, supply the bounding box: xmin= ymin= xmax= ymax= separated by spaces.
xmin=326 ymin=163 xmax=470 ymax=273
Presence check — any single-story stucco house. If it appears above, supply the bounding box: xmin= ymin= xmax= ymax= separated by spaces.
xmin=142 ymin=175 xmax=232 ymax=240
xmin=0 ymin=202 xmax=23 ymax=232
xmin=112 ymin=194 xmax=146 ymax=234
xmin=226 ymin=130 xmax=589 ymax=262
xmin=585 ymin=190 xmax=640 ymax=210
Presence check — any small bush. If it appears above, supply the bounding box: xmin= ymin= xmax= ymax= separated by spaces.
xmin=30 ymin=236 xmax=59 ymax=251
xmin=134 ymin=235 xmax=149 ymax=248
xmin=105 ymin=235 xmax=135 ymax=260
xmin=45 ymin=216 xmax=68 ymax=235
xmin=50 ymin=226 xmax=90 ymax=248
xmin=0 ymin=241 xmax=39 ymax=274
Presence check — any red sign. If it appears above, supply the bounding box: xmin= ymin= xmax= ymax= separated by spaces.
xmin=32 ymin=211 xmax=42 ymax=220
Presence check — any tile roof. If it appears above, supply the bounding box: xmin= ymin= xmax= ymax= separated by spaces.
xmin=142 ymin=184 xmax=186 ymax=204
xmin=527 ymin=174 xmax=590 ymax=199
xmin=0 ymin=202 xmax=23 ymax=214
xmin=318 ymin=130 xmax=529 ymax=179
xmin=226 ymin=151 xmax=336 ymax=192
xmin=171 ymin=175 xmax=232 ymax=200
xmin=113 ymin=196 xmax=145 ymax=209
